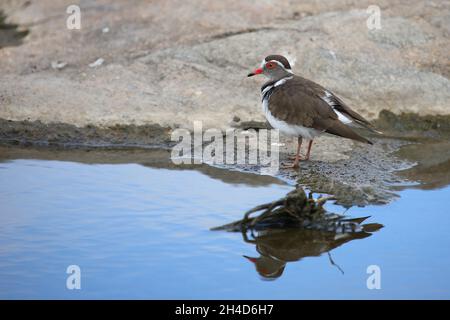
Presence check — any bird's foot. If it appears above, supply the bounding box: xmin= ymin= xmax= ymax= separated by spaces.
xmin=280 ymin=161 xmax=300 ymax=169
xmin=288 ymin=154 xmax=309 ymax=161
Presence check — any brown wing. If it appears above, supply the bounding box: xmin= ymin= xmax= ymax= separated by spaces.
xmin=299 ymin=76 xmax=377 ymax=130
xmin=325 ymin=93 xmax=373 ymax=127
xmin=297 ymin=76 xmax=373 ymax=126
xmin=268 ymin=76 xmax=372 ymax=144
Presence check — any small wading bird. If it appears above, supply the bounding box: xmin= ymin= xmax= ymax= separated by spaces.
xmin=248 ymin=55 xmax=378 ymax=168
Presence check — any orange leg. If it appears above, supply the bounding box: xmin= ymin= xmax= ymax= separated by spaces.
xmin=305 ymin=140 xmax=313 ymax=160
xmin=282 ymin=137 xmax=302 ymax=169
xmin=289 ymin=139 xmax=313 ymax=161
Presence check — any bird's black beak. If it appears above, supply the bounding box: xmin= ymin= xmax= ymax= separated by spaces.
xmin=247 ymin=68 xmax=263 ymax=77
xmin=243 ymin=255 xmax=257 ymax=263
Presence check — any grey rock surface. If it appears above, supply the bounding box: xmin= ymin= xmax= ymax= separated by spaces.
xmin=0 ymin=0 xmax=449 ymax=130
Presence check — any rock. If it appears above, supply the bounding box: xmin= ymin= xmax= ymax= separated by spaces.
xmin=88 ymin=58 xmax=104 ymax=68
xmin=51 ymin=61 xmax=67 ymax=70
xmin=0 ymin=0 xmax=448 ymax=129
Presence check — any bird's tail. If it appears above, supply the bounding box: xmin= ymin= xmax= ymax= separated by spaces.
xmin=352 ymin=120 xmax=383 ymax=135
xmin=325 ymin=121 xmax=373 ymax=144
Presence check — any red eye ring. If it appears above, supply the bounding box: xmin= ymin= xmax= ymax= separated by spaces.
xmin=265 ymin=62 xmax=275 ymax=69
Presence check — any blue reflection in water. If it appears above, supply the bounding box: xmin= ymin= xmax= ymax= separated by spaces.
xmin=0 ymin=159 xmax=449 ymax=299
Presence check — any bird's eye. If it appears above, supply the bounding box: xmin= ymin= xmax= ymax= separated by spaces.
xmin=265 ymin=62 xmax=275 ymax=69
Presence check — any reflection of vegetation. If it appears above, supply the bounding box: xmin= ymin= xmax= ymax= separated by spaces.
xmin=212 ymin=186 xmax=365 ymax=232
xmin=374 ymin=110 xmax=450 ymax=190
xmin=395 ymin=141 xmax=450 ymax=190
xmin=212 ymin=186 xmax=383 ymax=279
xmin=0 ymin=11 xmax=29 ymax=49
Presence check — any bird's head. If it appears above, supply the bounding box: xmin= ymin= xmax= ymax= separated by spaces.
xmin=243 ymin=255 xmax=286 ymax=280
xmin=247 ymin=55 xmax=293 ymax=81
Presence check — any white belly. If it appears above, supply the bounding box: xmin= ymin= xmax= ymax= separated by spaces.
xmin=262 ymin=98 xmax=322 ymax=140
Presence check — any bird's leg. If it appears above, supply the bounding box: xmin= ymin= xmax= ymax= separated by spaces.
xmin=305 ymin=140 xmax=314 ymax=161
xmin=289 ymin=139 xmax=313 ymax=161
xmin=282 ymin=137 xmax=302 ymax=169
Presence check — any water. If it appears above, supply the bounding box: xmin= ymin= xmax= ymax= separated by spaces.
xmin=0 ymin=146 xmax=449 ymax=299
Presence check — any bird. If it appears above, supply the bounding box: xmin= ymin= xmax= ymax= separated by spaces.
xmin=242 ymin=220 xmax=381 ymax=280
xmin=248 ymin=54 xmax=378 ymax=168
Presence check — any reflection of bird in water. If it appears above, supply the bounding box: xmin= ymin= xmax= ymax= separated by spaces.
xmin=212 ymin=186 xmax=383 ymax=280
xmin=242 ymin=219 xmax=382 ymax=280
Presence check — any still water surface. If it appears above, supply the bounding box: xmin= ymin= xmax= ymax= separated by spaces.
xmin=0 ymin=147 xmax=449 ymax=299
